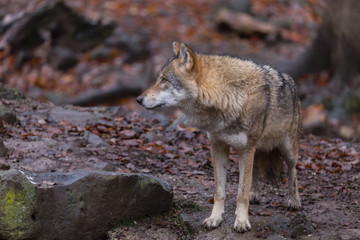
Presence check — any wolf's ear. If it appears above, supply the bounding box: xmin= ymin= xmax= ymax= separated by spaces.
xmin=173 ymin=42 xmax=180 ymax=57
xmin=179 ymin=43 xmax=195 ymax=71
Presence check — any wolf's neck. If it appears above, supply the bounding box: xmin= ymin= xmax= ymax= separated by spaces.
xmin=180 ymin=102 xmax=235 ymax=132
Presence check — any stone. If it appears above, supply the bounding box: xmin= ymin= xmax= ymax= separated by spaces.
xmin=0 ymin=105 xmax=17 ymax=125
xmin=21 ymin=157 xmax=58 ymax=173
xmin=47 ymin=47 xmax=78 ymax=71
xmin=0 ymin=138 xmax=9 ymax=157
xmin=44 ymin=91 xmax=67 ymax=105
xmin=48 ymin=108 xmax=104 ymax=127
xmin=288 ymin=213 xmax=316 ymax=238
xmin=269 ymin=215 xmax=290 ymax=233
xmin=89 ymin=46 xmax=113 ymax=61
xmin=93 ymin=161 xmax=116 ymax=171
xmin=83 ymin=130 xmax=109 ymax=147
xmin=0 ymin=83 xmax=24 ymax=101
xmin=0 ymin=170 xmax=37 ymax=240
xmin=0 ymin=170 xmax=173 ymax=240
xmin=138 ymin=110 xmax=170 ymax=127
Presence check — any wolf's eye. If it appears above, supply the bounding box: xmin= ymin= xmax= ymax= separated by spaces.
xmin=160 ymin=77 xmax=168 ymax=84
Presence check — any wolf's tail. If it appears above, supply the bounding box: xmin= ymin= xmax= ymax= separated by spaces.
xmin=254 ymin=148 xmax=283 ymax=184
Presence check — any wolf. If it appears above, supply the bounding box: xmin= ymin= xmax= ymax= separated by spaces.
xmin=136 ymin=42 xmax=301 ymax=233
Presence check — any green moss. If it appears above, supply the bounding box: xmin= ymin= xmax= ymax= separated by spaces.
xmin=138 ymin=176 xmax=158 ymax=190
xmin=343 ymin=94 xmax=360 ymax=114
xmin=173 ymin=198 xmax=205 ymax=212
xmin=0 ymin=180 xmax=36 ymax=239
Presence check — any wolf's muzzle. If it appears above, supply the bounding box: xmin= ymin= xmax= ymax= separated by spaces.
xmin=136 ymin=95 xmax=143 ymax=104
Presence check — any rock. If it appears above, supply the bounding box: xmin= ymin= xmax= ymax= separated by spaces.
xmin=0 ymin=105 xmax=17 ymax=125
xmin=0 ymin=170 xmax=173 ymax=240
xmin=0 ymin=83 xmax=25 ymax=100
xmin=21 ymin=157 xmax=57 ymax=173
xmin=269 ymin=215 xmax=290 ymax=233
xmin=180 ymin=213 xmax=196 ymax=234
xmin=93 ymin=161 xmax=116 ymax=171
xmin=0 ymin=161 xmax=10 ymax=170
xmin=268 ymin=214 xmax=315 ymax=238
xmin=142 ymin=132 xmax=160 ymax=143
xmin=89 ymin=46 xmax=113 ymax=61
xmin=44 ymin=91 xmax=67 ymax=105
xmin=48 ymin=108 xmax=104 ymax=127
xmin=83 ymin=130 xmax=109 ymax=147
xmin=0 ymin=138 xmax=9 ymax=157
xmin=288 ymin=213 xmax=316 ymax=238
xmin=138 ymin=110 xmax=170 ymax=127
xmin=0 ymin=170 xmax=37 ymax=240
xmin=47 ymin=47 xmax=78 ymax=71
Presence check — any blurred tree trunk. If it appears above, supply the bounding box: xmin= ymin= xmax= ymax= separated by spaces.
xmin=285 ymin=0 xmax=360 ymax=91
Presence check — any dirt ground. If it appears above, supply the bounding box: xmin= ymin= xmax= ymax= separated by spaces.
xmin=0 ymin=98 xmax=359 ymax=239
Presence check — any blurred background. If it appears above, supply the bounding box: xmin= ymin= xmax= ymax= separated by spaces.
xmin=0 ymin=0 xmax=359 ymax=141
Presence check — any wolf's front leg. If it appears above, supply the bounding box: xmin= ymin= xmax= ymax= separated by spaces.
xmin=234 ymin=146 xmax=256 ymax=233
xmin=203 ymin=139 xmax=229 ymax=229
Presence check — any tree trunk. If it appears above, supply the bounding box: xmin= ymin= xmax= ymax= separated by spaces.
xmin=284 ymin=0 xmax=360 ymax=90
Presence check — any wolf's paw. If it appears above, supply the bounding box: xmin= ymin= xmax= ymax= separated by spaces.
xmin=233 ymin=219 xmax=251 ymax=233
xmin=203 ymin=216 xmax=223 ymax=229
xmin=287 ymin=197 xmax=301 ymax=210
xmin=249 ymin=191 xmax=260 ymax=204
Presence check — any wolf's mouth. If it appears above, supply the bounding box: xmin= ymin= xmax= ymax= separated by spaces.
xmin=145 ymin=103 xmax=166 ymax=109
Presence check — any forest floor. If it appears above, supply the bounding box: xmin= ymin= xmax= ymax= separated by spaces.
xmin=1 ymin=0 xmax=360 ymax=239
xmin=0 ymin=98 xmax=359 ymax=239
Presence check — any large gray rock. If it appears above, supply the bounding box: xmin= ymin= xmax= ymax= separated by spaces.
xmin=0 ymin=170 xmax=173 ymax=240
xmin=48 ymin=107 xmax=105 ymax=127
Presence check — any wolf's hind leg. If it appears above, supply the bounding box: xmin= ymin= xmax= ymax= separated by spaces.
xmin=250 ymin=163 xmax=260 ymax=204
xmin=280 ymin=136 xmax=301 ymax=210
xmin=203 ymin=139 xmax=229 ymax=229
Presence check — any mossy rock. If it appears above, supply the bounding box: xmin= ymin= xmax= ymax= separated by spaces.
xmin=0 ymin=105 xmax=17 ymax=125
xmin=0 ymin=170 xmax=173 ymax=240
xmin=0 ymin=84 xmax=24 ymax=101
xmin=0 ymin=170 xmax=37 ymax=240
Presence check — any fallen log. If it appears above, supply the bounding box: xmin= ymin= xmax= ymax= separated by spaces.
xmin=214 ymin=8 xmax=278 ymax=37
xmin=68 ymin=83 xmax=142 ymax=106
xmin=6 ymin=1 xmax=115 ymax=53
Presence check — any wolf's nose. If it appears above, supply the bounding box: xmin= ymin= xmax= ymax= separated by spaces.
xmin=136 ymin=96 xmax=143 ymax=104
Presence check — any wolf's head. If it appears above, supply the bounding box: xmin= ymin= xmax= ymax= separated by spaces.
xmin=137 ymin=42 xmax=198 ymax=109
